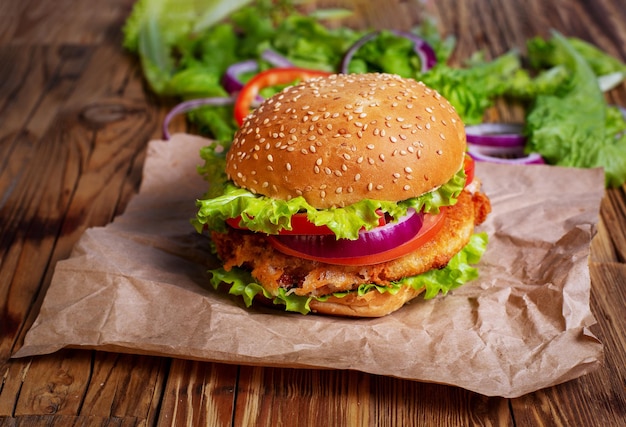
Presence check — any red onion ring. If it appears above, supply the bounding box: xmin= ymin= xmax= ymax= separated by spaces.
xmin=340 ymin=30 xmax=437 ymax=74
xmin=222 ymin=59 xmax=258 ymax=95
xmin=467 ymin=143 xmax=544 ymax=165
xmin=222 ymin=49 xmax=294 ymax=95
xmin=261 ymin=48 xmax=294 ymax=68
xmin=162 ymin=97 xmax=234 ymax=140
xmin=270 ymin=209 xmax=424 ymax=259
xmin=465 ymin=123 xmax=526 ymax=147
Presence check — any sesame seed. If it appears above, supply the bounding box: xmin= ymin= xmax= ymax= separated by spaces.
xmin=354 ymin=173 xmax=361 ymax=181
xmin=405 ymin=166 xmax=413 ymax=173
xmin=367 ymin=183 xmax=373 ymax=191
xmin=376 ymin=184 xmax=384 ymax=190
xmin=390 ymin=136 xmax=397 ymax=143
xmin=379 ymin=154 xmax=385 ymax=161
xmin=286 ymin=163 xmax=292 ymax=171
xmin=367 ymin=144 xmax=375 ymax=150
xmin=436 ymin=149 xmax=443 ymax=155
xmin=335 ymin=187 xmax=343 ymax=194
xmin=439 ymin=133 xmax=446 ymax=140
xmin=404 ymin=185 xmax=411 ymax=191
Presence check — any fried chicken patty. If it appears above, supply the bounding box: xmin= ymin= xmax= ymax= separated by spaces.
xmin=211 ymin=188 xmax=491 ymax=298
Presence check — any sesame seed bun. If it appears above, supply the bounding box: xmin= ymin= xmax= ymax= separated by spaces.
xmin=226 ymin=73 xmax=467 ymax=209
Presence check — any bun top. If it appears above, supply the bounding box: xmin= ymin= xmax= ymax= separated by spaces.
xmin=226 ymin=73 xmax=466 ymax=209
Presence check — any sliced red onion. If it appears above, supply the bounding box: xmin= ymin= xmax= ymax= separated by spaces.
xmin=390 ymin=30 xmax=438 ymax=72
xmin=340 ymin=30 xmax=437 ymax=74
xmin=261 ymin=48 xmax=294 ymax=68
xmin=222 ymin=59 xmax=259 ymax=94
xmin=465 ymin=123 xmax=526 ymax=147
xmin=162 ymin=97 xmax=234 ymax=140
xmin=222 ymin=50 xmax=294 ymax=95
xmin=270 ymin=209 xmax=424 ymax=259
xmin=467 ymin=143 xmax=544 ymax=165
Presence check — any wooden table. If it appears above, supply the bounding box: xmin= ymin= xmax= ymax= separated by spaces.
xmin=1 ymin=0 xmax=625 ymax=425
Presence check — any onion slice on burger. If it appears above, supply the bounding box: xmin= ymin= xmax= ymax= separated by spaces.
xmin=267 ymin=210 xmax=446 ymax=266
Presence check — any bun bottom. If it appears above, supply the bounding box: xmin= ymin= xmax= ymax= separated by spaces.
xmin=308 ymin=285 xmax=426 ymax=317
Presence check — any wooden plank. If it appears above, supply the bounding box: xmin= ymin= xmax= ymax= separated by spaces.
xmin=13 ymin=350 xmax=92 ymax=416
xmin=0 ymin=414 xmax=141 ymax=427
xmin=233 ymin=366 xmax=511 ymax=426
xmin=0 ymin=43 xmax=97 ymax=361
xmin=80 ymin=352 xmax=167 ymax=424
xmin=156 ymin=360 xmax=238 ymax=427
xmin=0 ymin=0 xmax=136 ymax=46
xmin=600 ymin=188 xmax=626 ymax=262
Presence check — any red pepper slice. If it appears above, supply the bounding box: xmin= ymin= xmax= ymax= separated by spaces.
xmin=233 ymin=67 xmax=332 ymax=126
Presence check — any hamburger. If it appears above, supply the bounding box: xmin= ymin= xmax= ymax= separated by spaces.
xmin=194 ymin=73 xmax=491 ymax=317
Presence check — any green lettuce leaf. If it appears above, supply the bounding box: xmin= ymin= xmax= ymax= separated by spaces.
xmin=194 ymin=167 xmax=466 ymax=240
xmin=524 ymin=32 xmax=626 ymax=187
xmin=208 ymin=232 xmax=489 ymax=315
xmin=418 ymin=50 xmax=522 ymax=125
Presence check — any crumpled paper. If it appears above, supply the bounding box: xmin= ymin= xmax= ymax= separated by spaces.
xmin=14 ymin=133 xmax=605 ymax=398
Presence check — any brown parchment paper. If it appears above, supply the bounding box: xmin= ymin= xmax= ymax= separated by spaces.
xmin=14 ymin=133 xmax=605 ymax=398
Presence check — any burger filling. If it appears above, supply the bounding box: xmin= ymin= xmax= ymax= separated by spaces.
xmin=194 ymin=153 xmax=491 ymax=314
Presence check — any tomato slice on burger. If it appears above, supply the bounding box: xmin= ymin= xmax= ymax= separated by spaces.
xmin=234 ymin=68 xmax=332 ymax=126
xmin=226 ymin=211 xmax=386 ymax=235
xmin=463 ymin=153 xmax=475 ymax=187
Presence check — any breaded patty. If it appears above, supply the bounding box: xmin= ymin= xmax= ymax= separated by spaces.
xmin=211 ymin=188 xmax=491 ymax=298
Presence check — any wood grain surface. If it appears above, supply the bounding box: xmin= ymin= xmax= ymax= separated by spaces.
xmin=1 ymin=0 xmax=625 ymax=425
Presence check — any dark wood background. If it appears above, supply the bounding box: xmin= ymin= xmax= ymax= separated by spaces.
xmin=1 ymin=0 xmax=625 ymax=425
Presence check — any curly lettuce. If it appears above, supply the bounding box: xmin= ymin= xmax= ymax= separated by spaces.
xmin=524 ymin=32 xmax=626 ymax=187
xmin=208 ymin=233 xmax=488 ymax=315
xmin=194 ymin=166 xmax=466 ymax=241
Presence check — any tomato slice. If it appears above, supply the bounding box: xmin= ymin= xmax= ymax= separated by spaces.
xmin=464 ymin=153 xmax=475 ymax=187
xmin=266 ymin=210 xmax=446 ymax=266
xmin=234 ymin=67 xmax=332 ymax=126
xmin=226 ymin=211 xmax=386 ymax=235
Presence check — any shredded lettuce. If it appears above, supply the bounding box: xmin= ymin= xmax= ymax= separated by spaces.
xmin=208 ymin=232 xmax=488 ymax=315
